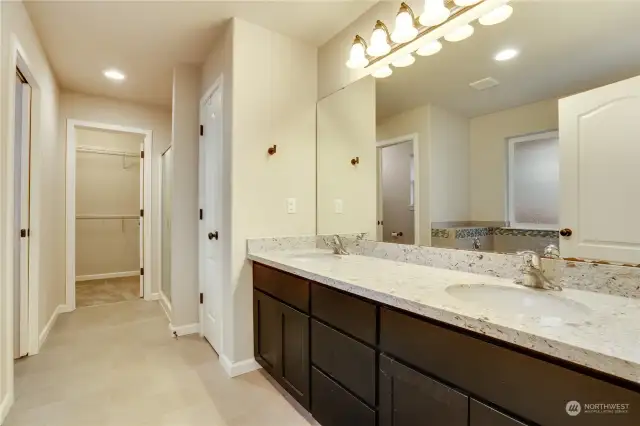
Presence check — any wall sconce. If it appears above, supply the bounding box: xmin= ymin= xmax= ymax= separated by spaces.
xmin=351 ymin=157 xmax=360 ymax=166
xmin=267 ymin=145 xmax=277 ymax=155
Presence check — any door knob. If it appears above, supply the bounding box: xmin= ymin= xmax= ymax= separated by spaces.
xmin=208 ymin=231 xmax=219 ymax=240
xmin=559 ymin=228 xmax=572 ymax=237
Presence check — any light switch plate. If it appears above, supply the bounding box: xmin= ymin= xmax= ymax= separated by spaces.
xmin=287 ymin=198 xmax=297 ymax=214
xmin=334 ymin=199 xmax=343 ymax=214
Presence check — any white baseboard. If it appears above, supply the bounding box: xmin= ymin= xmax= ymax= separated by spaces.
xmin=169 ymin=322 xmax=199 ymax=337
xmin=220 ymin=355 xmax=262 ymax=378
xmin=158 ymin=292 xmax=172 ymax=322
xmin=149 ymin=293 xmax=161 ymax=301
xmin=39 ymin=304 xmax=72 ymax=349
xmin=0 ymin=392 xmax=13 ymax=425
xmin=76 ymin=271 xmax=139 ymax=282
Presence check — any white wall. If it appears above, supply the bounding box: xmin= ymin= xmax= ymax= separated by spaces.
xmin=58 ymin=92 xmax=172 ymax=298
xmin=75 ymin=129 xmax=142 ymax=278
xmin=469 ymin=98 xmax=558 ymax=222
xmin=317 ymin=76 xmax=376 ymax=237
xmin=429 ymin=104 xmax=470 ymax=223
xmin=1 ymin=1 xmax=60 ymax=420
xmin=170 ymin=64 xmax=201 ymax=327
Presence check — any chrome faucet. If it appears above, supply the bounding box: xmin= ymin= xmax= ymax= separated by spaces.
xmin=324 ymin=234 xmax=349 ymax=255
xmin=514 ymin=247 xmax=562 ymax=291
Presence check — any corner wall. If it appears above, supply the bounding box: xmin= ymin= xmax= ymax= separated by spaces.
xmin=1 ymin=1 xmax=60 ymax=420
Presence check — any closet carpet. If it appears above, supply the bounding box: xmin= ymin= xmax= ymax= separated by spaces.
xmin=75 ymin=276 xmax=141 ymax=307
xmin=6 ymin=300 xmax=317 ymax=426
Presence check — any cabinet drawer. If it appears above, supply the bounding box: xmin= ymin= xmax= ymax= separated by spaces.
xmin=380 ymin=307 xmax=640 ymax=426
xmin=311 ymin=283 xmax=377 ymax=345
xmin=253 ymin=263 xmax=309 ymax=312
xmin=470 ymin=400 xmax=528 ymax=426
xmin=379 ymin=354 xmax=468 ymax=426
xmin=311 ymin=367 xmax=376 ymax=426
xmin=311 ymin=320 xmax=376 ymax=406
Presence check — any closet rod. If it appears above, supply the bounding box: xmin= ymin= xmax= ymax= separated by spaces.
xmin=76 ymin=145 xmax=139 ymax=158
xmin=76 ymin=214 xmax=139 ymax=220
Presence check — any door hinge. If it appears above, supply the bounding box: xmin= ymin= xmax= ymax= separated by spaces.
xmin=140 ymin=151 xmax=144 ymax=159
xmin=27 ymin=229 xmax=31 ymax=237
xmin=200 ymin=293 xmax=203 ymax=304
xmin=20 ymin=229 xmax=26 ymax=238
xmin=140 ymin=267 xmax=144 ymax=276
xmin=199 ymin=209 xmax=203 ymax=220
xmin=140 ymin=209 xmax=144 ymax=217
xmin=200 ymin=125 xmax=204 ymax=136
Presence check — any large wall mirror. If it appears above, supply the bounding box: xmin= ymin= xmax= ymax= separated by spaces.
xmin=317 ymin=1 xmax=640 ymax=264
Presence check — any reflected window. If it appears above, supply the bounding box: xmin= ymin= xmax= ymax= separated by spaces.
xmin=507 ymin=131 xmax=559 ymax=229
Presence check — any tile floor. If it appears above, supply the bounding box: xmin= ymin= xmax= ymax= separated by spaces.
xmin=75 ymin=276 xmax=141 ymax=308
xmin=5 ymin=300 xmax=317 ymax=426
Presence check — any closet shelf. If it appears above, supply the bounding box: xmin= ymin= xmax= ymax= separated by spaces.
xmin=76 ymin=214 xmax=139 ymax=220
xmin=76 ymin=146 xmax=140 ymax=158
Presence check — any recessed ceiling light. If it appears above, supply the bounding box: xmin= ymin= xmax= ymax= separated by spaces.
xmin=103 ymin=69 xmax=126 ymax=81
xmin=494 ymin=48 xmax=519 ymax=62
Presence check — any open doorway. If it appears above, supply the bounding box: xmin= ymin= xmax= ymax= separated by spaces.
xmin=13 ymin=69 xmax=32 ymax=359
xmin=66 ymin=121 xmax=153 ymax=309
xmin=199 ymin=78 xmax=224 ymax=355
xmin=376 ymin=134 xmax=420 ymax=245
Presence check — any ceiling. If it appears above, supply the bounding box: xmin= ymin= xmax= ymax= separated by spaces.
xmin=24 ymin=0 xmax=377 ymax=108
xmin=376 ymin=1 xmax=640 ymax=120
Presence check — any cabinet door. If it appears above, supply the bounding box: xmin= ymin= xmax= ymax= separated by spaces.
xmin=280 ymin=303 xmax=310 ymax=409
xmin=559 ymin=74 xmax=640 ymax=263
xmin=470 ymin=399 xmax=528 ymax=426
xmin=379 ymin=354 xmax=468 ymax=426
xmin=253 ymin=290 xmax=281 ymax=374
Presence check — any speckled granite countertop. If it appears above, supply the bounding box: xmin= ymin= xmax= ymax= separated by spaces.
xmin=248 ymin=249 xmax=640 ymax=384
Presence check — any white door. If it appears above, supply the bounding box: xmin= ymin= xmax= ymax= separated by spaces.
xmin=14 ymin=72 xmax=31 ymax=358
xmin=200 ymin=88 xmax=223 ymax=354
xmin=559 ymin=75 xmax=640 ymax=263
xmin=139 ymin=141 xmax=144 ymax=297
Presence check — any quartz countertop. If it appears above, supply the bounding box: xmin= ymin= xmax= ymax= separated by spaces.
xmin=248 ymin=249 xmax=640 ymax=384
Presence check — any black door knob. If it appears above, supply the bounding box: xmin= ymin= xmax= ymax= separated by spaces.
xmin=208 ymin=231 xmax=219 ymax=240
xmin=559 ymin=228 xmax=572 ymax=237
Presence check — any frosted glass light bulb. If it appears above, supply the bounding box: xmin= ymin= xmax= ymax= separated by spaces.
xmin=454 ymin=0 xmax=480 ymax=6
xmin=391 ymin=9 xmax=418 ymax=43
xmin=444 ymin=24 xmax=474 ymax=42
xmin=391 ymin=54 xmax=416 ymax=68
xmin=416 ymin=40 xmax=443 ymax=56
xmin=368 ymin=27 xmax=391 ymax=56
xmin=372 ymin=65 xmax=393 ymax=78
xmin=419 ymin=0 xmax=450 ymax=27
xmin=346 ymin=39 xmax=368 ymax=69
xmin=479 ymin=4 xmax=514 ymax=26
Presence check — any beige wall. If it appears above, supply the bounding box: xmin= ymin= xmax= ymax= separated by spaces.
xmin=230 ymin=18 xmax=318 ymax=363
xmin=170 ymin=64 xmax=201 ymax=327
xmin=1 ymin=0 xmax=60 ymax=416
xmin=469 ymin=98 xmax=558 ymax=222
xmin=317 ymin=76 xmax=376 ymax=237
xmin=75 ymin=128 xmax=142 ymax=277
xmin=59 ymin=92 xmax=172 ymax=296
xmin=429 ymin=104 xmax=470 ymax=223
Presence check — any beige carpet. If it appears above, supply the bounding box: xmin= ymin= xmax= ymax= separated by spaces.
xmin=6 ymin=300 xmax=317 ymax=426
xmin=75 ymin=276 xmax=141 ymax=308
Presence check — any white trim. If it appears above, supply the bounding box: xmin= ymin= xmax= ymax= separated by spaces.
xmin=507 ymin=129 xmax=559 ymax=230
xmin=0 ymin=393 xmax=13 ymax=425
xmin=75 ymin=271 xmax=140 ymax=282
xmin=220 ymin=355 xmax=262 ymax=378
xmin=375 ymin=133 xmax=421 ymax=245
xmin=169 ymin=323 xmax=200 ymax=337
xmin=158 ymin=290 xmax=172 ymax=322
xmin=66 ymin=120 xmax=153 ymax=310
xmin=38 ymin=305 xmax=72 ymax=348
xmin=149 ymin=292 xmax=161 ymax=301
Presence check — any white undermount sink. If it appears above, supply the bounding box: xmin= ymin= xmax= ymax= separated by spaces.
xmin=446 ymin=284 xmax=592 ymax=321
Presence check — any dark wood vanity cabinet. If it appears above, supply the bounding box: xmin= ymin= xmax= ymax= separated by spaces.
xmin=379 ymin=354 xmax=468 ymax=426
xmin=252 ymin=263 xmax=640 ymax=426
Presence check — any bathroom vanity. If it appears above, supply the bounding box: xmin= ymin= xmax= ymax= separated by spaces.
xmin=250 ymin=251 xmax=640 ymax=426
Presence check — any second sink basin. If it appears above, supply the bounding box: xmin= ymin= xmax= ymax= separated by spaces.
xmin=290 ymin=251 xmax=342 ymax=262
xmin=446 ymin=284 xmax=591 ymax=321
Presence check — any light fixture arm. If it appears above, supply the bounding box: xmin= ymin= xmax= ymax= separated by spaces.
xmin=374 ymin=20 xmax=391 ymax=40
xmin=399 ymin=2 xmax=417 ymax=24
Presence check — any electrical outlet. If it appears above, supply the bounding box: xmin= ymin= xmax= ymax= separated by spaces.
xmin=287 ymin=198 xmax=297 ymax=214
xmin=334 ymin=199 xmax=343 ymax=214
